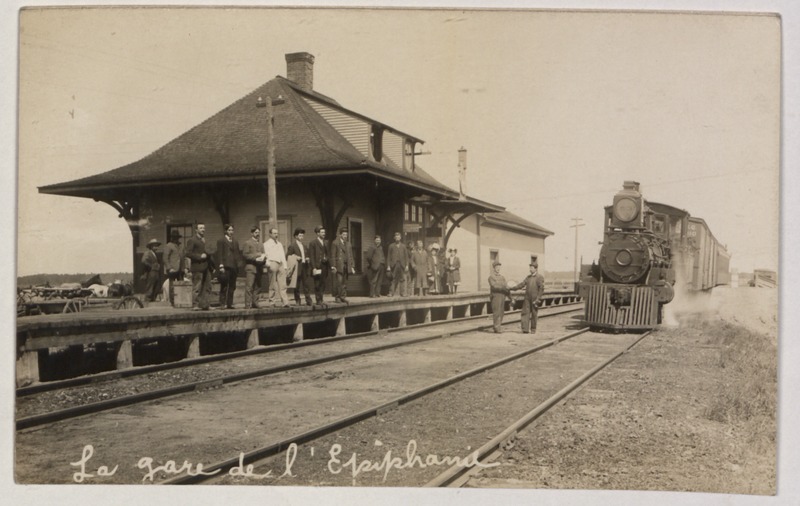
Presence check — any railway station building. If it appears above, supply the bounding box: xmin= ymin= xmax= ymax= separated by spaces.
xmin=40 ymin=52 xmax=551 ymax=295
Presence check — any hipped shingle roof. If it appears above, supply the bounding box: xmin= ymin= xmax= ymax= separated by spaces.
xmin=40 ymin=77 xmax=455 ymax=198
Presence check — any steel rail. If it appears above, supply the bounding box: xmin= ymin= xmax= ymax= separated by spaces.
xmin=163 ymin=326 xmax=590 ymax=485
xmin=16 ymin=305 xmax=582 ymax=430
xmin=18 ymin=301 xmax=583 ymax=397
xmin=424 ymin=330 xmax=653 ymax=488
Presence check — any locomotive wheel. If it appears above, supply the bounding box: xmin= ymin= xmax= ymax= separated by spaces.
xmin=115 ymin=296 xmax=144 ymax=310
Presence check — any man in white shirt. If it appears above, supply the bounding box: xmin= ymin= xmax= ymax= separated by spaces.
xmin=263 ymin=227 xmax=290 ymax=307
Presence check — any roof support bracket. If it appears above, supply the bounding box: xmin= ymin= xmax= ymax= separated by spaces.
xmin=443 ymin=212 xmax=477 ymax=251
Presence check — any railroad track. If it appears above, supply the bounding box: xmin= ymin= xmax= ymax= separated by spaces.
xmin=18 ymin=300 xmax=583 ymax=397
xmin=16 ymin=303 xmax=583 ymax=430
xmin=425 ymin=330 xmax=653 ymax=487
xmin=163 ymin=325 xmax=592 ymax=485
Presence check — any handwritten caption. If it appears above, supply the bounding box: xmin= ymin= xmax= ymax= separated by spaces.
xmin=70 ymin=439 xmax=498 ymax=483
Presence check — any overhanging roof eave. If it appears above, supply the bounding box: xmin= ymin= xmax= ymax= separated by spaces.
xmin=39 ymin=165 xmax=460 ymax=200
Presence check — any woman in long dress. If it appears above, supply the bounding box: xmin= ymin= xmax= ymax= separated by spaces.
xmin=427 ymin=243 xmax=442 ymax=294
xmin=446 ymin=248 xmax=461 ymax=294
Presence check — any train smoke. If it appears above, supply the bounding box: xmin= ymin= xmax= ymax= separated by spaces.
xmin=662 ymin=249 xmax=722 ymax=327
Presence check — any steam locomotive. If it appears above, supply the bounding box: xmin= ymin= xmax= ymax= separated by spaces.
xmin=579 ymin=181 xmax=730 ymax=330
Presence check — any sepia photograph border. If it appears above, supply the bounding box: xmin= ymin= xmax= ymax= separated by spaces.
xmin=3 ymin=0 xmax=798 ymax=505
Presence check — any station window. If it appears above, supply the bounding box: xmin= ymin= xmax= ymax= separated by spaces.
xmin=404 ymin=204 xmax=424 ymax=224
xmin=166 ymin=224 xmax=193 ymax=244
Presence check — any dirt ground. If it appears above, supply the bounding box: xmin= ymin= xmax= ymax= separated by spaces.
xmin=470 ymin=286 xmax=778 ymax=494
xmin=14 ymin=287 xmax=778 ymax=494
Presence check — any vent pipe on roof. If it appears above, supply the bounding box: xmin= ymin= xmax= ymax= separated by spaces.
xmin=458 ymin=147 xmax=467 ymax=201
xmin=285 ymin=52 xmax=315 ymax=91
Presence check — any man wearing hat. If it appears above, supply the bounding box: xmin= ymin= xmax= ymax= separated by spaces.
xmin=141 ymin=238 xmax=162 ymax=302
xmin=488 ymin=260 xmax=512 ymax=333
xmin=511 ymin=259 xmax=546 ymax=334
xmin=164 ymin=229 xmax=186 ymax=305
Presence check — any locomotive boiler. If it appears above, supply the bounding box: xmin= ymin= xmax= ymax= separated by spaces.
xmin=580 ymin=181 xmax=729 ymax=330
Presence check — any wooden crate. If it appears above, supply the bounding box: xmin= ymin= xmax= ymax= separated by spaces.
xmin=173 ymin=281 xmax=193 ymax=308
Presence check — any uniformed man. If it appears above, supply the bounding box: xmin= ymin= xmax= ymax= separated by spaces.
xmin=487 ymin=260 xmax=511 ymax=333
xmin=511 ymin=260 xmax=545 ymax=333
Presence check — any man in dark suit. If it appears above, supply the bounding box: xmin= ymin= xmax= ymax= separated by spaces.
xmin=164 ymin=229 xmax=186 ymax=305
xmin=141 ymin=238 xmax=162 ymax=302
xmin=331 ymin=227 xmax=355 ymax=303
xmin=287 ymin=227 xmax=313 ymax=306
xmin=307 ymin=226 xmax=330 ymax=304
xmin=510 ymin=260 xmax=545 ymax=333
xmin=386 ymin=232 xmax=409 ymax=297
xmin=365 ymin=235 xmax=385 ymax=297
xmin=185 ymin=222 xmax=214 ymax=310
xmin=215 ymin=224 xmax=241 ymax=309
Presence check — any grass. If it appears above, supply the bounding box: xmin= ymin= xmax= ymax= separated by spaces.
xmin=698 ymin=320 xmax=777 ymax=427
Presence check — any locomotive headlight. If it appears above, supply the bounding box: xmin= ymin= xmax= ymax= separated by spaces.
xmin=613 ymin=198 xmax=639 ymax=222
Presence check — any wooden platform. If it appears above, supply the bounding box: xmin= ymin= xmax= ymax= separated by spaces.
xmin=16 ymin=290 xmax=581 ymax=386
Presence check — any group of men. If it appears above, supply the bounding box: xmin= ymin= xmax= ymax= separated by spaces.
xmin=143 ymin=222 xmax=544 ymax=333
xmin=143 ymin=223 xmax=361 ymax=310
xmin=488 ymin=259 xmax=545 ymax=334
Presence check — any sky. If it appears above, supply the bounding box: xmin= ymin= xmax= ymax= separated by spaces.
xmin=14 ymin=5 xmax=781 ymax=276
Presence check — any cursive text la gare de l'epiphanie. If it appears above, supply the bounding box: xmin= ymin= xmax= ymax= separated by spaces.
xmin=70 ymin=440 xmax=499 ymax=483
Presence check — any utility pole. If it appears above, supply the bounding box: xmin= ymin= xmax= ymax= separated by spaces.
xmin=570 ymin=217 xmax=585 ymax=285
xmin=256 ymin=95 xmax=285 ymax=231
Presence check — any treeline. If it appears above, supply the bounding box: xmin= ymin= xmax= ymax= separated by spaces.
xmin=17 ymin=272 xmax=133 ymax=288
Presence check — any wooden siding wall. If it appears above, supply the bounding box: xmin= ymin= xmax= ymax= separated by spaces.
xmin=383 ymin=131 xmax=405 ymax=170
xmin=304 ymin=98 xmax=371 ymax=159
xmin=447 ymin=216 xmax=547 ymax=292
xmin=138 ymin=180 xmax=382 ymax=274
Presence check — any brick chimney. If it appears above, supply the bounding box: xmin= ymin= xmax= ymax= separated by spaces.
xmin=285 ymin=52 xmax=315 ymax=91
